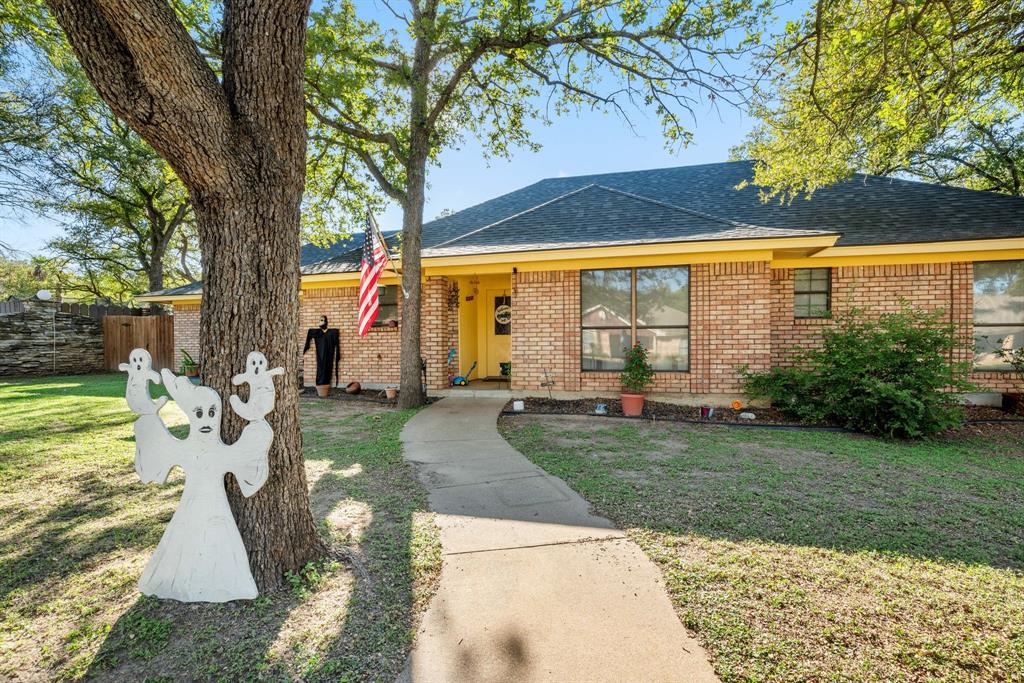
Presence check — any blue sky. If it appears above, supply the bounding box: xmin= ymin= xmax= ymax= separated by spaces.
xmin=1 ymin=100 xmax=754 ymax=253
xmin=1 ymin=0 xmax=805 ymax=254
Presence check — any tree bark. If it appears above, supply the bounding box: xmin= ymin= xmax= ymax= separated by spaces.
xmin=397 ymin=25 xmax=432 ymax=409
xmin=197 ymin=183 xmax=321 ymax=586
xmin=45 ymin=0 xmax=322 ymax=592
xmin=398 ymin=155 xmax=426 ymax=408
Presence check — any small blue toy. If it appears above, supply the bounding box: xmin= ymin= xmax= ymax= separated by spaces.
xmin=452 ymin=361 xmax=477 ymax=386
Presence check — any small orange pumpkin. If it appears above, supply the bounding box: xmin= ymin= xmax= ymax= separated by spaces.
xmin=731 ymin=399 xmax=743 ymax=410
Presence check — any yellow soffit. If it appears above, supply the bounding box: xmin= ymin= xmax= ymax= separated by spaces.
xmin=135 ymin=294 xmax=202 ymax=304
xmin=420 ymin=234 xmax=840 ymax=268
xmin=773 ymin=237 xmax=1024 ymax=268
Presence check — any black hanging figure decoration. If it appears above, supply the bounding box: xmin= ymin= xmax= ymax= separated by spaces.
xmin=304 ymin=315 xmax=341 ymax=387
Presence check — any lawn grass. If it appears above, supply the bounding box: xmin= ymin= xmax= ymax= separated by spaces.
xmin=500 ymin=415 xmax=1024 ymax=682
xmin=0 ymin=373 xmax=440 ymax=681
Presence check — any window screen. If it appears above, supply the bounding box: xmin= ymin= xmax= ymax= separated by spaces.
xmin=794 ymin=268 xmax=831 ymax=318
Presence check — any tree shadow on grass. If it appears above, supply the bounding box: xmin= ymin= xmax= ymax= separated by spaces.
xmin=81 ymin=405 xmax=437 ymax=682
xmin=0 ymin=470 xmax=177 ymax=609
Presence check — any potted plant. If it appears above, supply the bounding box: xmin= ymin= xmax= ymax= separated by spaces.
xmin=619 ymin=342 xmax=654 ymax=417
xmin=997 ymin=342 xmax=1024 ymax=415
xmin=179 ymin=349 xmax=199 ymax=380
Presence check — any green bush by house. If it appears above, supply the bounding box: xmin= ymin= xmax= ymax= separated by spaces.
xmin=743 ymin=306 xmax=976 ymax=438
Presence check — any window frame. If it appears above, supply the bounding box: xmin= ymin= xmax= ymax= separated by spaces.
xmin=372 ymin=284 xmax=399 ymax=328
xmin=580 ymin=266 xmax=691 ymax=372
xmin=793 ymin=267 xmax=831 ymax=319
xmin=580 ymin=268 xmax=633 ymax=372
xmin=972 ymin=260 xmax=1024 ymax=372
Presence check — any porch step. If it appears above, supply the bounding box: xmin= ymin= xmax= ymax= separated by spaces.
xmin=431 ymin=387 xmax=513 ymax=398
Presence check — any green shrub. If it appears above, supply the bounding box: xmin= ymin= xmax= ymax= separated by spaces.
xmin=620 ymin=342 xmax=654 ymax=393
xmin=743 ymin=306 xmax=976 ymax=438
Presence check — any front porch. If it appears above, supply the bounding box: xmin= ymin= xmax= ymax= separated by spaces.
xmin=448 ymin=273 xmax=513 ymax=386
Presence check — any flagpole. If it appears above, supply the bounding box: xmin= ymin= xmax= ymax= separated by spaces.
xmin=368 ymin=210 xmax=407 ymax=298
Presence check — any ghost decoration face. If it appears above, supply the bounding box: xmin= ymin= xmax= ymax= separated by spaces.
xmin=247 ymin=351 xmax=266 ymax=375
xmin=173 ymin=382 xmax=223 ymax=445
xmin=130 ymin=349 xmax=154 ymax=372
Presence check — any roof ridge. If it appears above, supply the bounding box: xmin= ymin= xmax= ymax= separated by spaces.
xmin=538 ymin=159 xmax=750 ymax=185
xmin=853 ymin=171 xmax=1024 ymax=199
xmin=593 ymin=184 xmax=760 ymax=230
xmin=428 ymin=183 xmax=600 ymax=249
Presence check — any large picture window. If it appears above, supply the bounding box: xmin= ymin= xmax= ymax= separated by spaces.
xmin=973 ymin=260 xmax=1024 ymax=370
xmin=581 ymin=267 xmax=690 ymax=371
xmin=581 ymin=269 xmax=632 ymax=370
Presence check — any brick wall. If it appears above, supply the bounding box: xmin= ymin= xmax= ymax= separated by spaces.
xmin=299 ymin=287 xmax=401 ymax=387
xmin=172 ymin=304 xmax=201 ymax=371
xmin=420 ymin=276 xmax=455 ymax=390
xmin=771 ymin=264 xmax=956 ymax=371
xmin=168 ymin=258 xmax=1021 ymax=396
xmin=297 ymin=278 xmax=452 ymax=390
xmin=691 ymin=261 xmax=772 ymax=394
xmin=511 ymin=262 xmax=772 ymax=395
xmin=770 ymin=262 xmax=1020 ymax=393
xmin=511 ymin=270 xmax=582 ymax=392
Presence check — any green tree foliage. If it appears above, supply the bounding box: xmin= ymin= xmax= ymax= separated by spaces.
xmin=743 ymin=307 xmax=977 ymax=438
xmin=0 ymin=254 xmax=61 ymax=299
xmin=306 ymin=0 xmax=771 ymax=405
xmin=1 ymin=2 xmax=202 ymax=303
xmin=737 ymin=0 xmax=1024 ymax=200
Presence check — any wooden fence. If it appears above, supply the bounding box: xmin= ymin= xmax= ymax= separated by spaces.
xmin=103 ymin=315 xmax=175 ymax=371
xmin=0 ymin=298 xmax=143 ymax=318
xmin=0 ymin=299 xmax=25 ymax=316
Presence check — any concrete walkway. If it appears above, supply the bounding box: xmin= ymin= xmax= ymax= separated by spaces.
xmin=400 ymin=398 xmax=718 ymax=683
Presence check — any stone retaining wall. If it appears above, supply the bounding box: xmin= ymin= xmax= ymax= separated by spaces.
xmin=0 ymin=300 xmax=105 ymax=376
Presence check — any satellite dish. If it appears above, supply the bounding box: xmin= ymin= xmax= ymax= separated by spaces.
xmin=36 ymin=289 xmax=53 ymax=301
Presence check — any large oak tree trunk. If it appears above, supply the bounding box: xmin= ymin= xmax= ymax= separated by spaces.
xmin=398 ymin=37 xmax=431 ymax=409
xmin=46 ymin=0 xmax=322 ymax=592
xmin=195 ymin=184 xmax=322 ymax=586
xmin=398 ymin=157 xmax=426 ymax=409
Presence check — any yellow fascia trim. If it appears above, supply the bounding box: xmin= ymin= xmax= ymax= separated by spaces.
xmin=807 ymin=237 xmax=1024 ymax=258
xmin=135 ymin=294 xmax=202 ymax=304
xmin=300 ymin=272 xmax=400 ymax=289
xmin=773 ymin=250 xmax=1024 ymax=268
xmin=422 ymin=234 xmax=838 ymax=269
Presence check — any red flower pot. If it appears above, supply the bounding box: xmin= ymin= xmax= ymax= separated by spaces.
xmin=620 ymin=392 xmax=645 ymax=417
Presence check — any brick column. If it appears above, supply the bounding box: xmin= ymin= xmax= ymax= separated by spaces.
xmin=421 ymin=276 xmax=451 ymax=390
xmin=511 ymin=270 xmax=581 ymax=392
xmin=172 ymin=304 xmax=202 ymax=370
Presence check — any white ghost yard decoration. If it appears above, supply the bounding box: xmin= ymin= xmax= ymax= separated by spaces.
xmin=121 ymin=348 xmax=282 ymax=603
xmin=119 ymin=349 xmax=168 ymax=415
xmin=230 ymin=351 xmax=285 ymax=421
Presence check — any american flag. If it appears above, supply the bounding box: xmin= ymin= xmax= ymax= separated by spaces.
xmin=357 ymin=213 xmax=391 ymax=336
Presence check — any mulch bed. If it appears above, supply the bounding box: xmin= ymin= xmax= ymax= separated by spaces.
xmin=299 ymin=386 xmax=441 ymax=405
xmin=502 ymin=397 xmax=1024 ymax=433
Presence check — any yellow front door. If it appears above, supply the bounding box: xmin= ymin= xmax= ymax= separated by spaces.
xmin=483 ymin=287 xmax=512 ymax=378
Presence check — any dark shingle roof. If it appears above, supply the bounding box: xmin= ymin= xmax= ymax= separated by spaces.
xmin=144 ymin=231 xmax=390 ymax=297
xmin=145 ymin=160 xmax=1024 ymax=294
xmin=419 ymin=160 xmax=1024 ymax=256
xmin=424 ymin=183 xmax=832 ymax=257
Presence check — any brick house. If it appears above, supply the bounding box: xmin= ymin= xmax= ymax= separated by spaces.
xmin=140 ymin=161 xmax=1024 ymax=403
